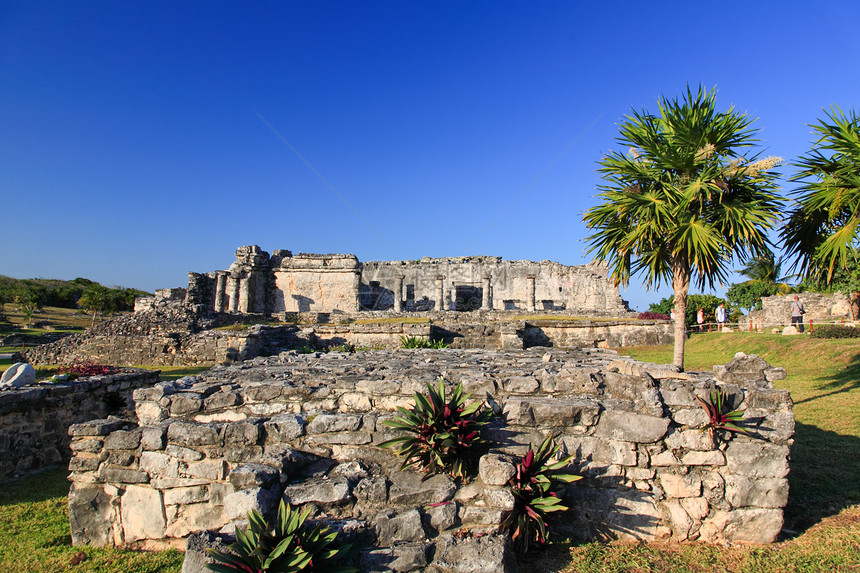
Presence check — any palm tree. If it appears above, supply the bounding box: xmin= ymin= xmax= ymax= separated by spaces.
xmin=584 ymin=86 xmax=782 ymax=370
xmin=783 ymin=107 xmax=860 ymax=319
xmin=738 ymin=252 xmax=793 ymax=294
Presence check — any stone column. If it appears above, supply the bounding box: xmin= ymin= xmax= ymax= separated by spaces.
xmin=239 ymin=277 xmax=251 ymax=313
xmin=214 ymin=272 xmax=228 ymax=312
xmin=526 ymin=274 xmax=536 ymax=312
xmin=394 ymin=275 xmax=405 ymax=312
xmin=482 ymin=275 xmax=491 ymax=310
xmin=436 ymin=275 xmax=446 ymax=312
xmin=229 ymin=275 xmax=241 ymax=313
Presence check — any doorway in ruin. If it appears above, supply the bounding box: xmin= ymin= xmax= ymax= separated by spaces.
xmin=454 ymin=285 xmax=482 ymax=311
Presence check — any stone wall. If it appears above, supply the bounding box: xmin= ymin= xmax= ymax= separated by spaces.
xmin=68 ymin=348 xmax=793 ymax=570
xmin=738 ymin=292 xmax=851 ymax=331
xmin=0 ymin=369 xmax=159 ymax=480
xmin=189 ymin=246 xmax=630 ymax=316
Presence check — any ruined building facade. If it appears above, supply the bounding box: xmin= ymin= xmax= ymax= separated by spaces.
xmin=185 ymin=245 xmax=630 ymax=316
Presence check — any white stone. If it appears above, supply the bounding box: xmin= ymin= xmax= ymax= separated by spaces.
xmin=0 ymin=362 xmax=36 ymax=387
xmin=120 ymin=485 xmax=166 ymax=543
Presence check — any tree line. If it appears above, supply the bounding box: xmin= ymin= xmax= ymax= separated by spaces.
xmin=584 ymin=85 xmax=860 ymax=370
xmin=0 ymin=276 xmax=151 ymax=326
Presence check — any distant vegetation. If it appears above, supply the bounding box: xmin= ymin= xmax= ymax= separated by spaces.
xmin=0 ymin=276 xmax=150 ymax=325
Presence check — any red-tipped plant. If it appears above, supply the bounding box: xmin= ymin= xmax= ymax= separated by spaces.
xmin=380 ymin=380 xmax=491 ymax=478
xmin=501 ymin=436 xmax=581 ymax=554
xmin=696 ymin=388 xmax=749 ymax=446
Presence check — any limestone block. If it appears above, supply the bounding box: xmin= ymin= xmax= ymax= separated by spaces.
xmin=121 ymin=485 xmax=167 ymax=543
xmin=228 ymin=463 xmax=280 ymax=489
xmin=681 ymin=450 xmax=726 ymax=466
xmin=699 ymin=508 xmax=783 ymax=544
xmin=650 ymin=449 xmax=682 ymax=466
xmin=671 ymin=407 xmax=709 ymax=428
xmin=503 ymin=397 xmax=600 ymax=427
xmin=659 ymin=381 xmax=697 ymax=407
xmin=224 ymin=486 xmax=279 ymax=521
xmin=163 ymin=485 xmax=209 ymax=506
xmin=69 ymin=454 xmax=101 ymax=473
xmin=167 ymin=422 xmax=220 ymax=447
xmin=605 ymin=489 xmax=669 ymax=540
xmin=98 ymin=467 xmax=149 ymax=484
xmin=388 ymin=471 xmax=456 ymax=506
xmin=70 ymin=438 xmax=104 ymax=453
xmin=338 ymin=392 xmax=372 ymax=411
xmin=170 ymin=394 xmax=204 ymax=416
xmin=0 ymin=362 xmax=35 ymax=387
xmin=659 ymin=472 xmax=702 ymax=498
xmin=682 ymin=497 xmax=709 ymax=521
xmin=329 ymin=460 xmax=369 ymax=482
xmin=166 ymin=444 xmax=205 ymax=461
xmin=725 ymin=441 xmax=790 ymax=478
xmin=307 ymin=413 xmax=363 ymax=434
xmin=782 ymin=326 xmax=799 ymax=335
xmin=354 ymin=475 xmax=388 ymax=506
xmin=502 ymin=375 xmax=540 ymax=393
xmin=222 ymin=421 xmax=260 ymax=445
xmin=483 ymin=488 xmax=515 ymax=511
xmin=282 ymin=477 xmax=351 ymax=505
xmin=305 ymin=431 xmax=372 ymax=446
xmin=181 ymin=531 xmax=232 ymax=573
xmin=594 ymin=410 xmax=670 ymax=444
xmin=361 ymin=544 xmax=429 ymax=572
xmin=136 ymin=402 xmax=169 ymax=425
xmin=204 ymin=391 xmax=242 ymax=410
xmin=430 ymin=533 xmax=511 ymax=573
xmin=262 ymin=414 xmax=306 ymax=443
xmin=664 ymin=427 xmax=714 ymax=451
xmin=542 ymin=367 xmax=601 ymax=394
xmin=725 ymin=475 xmax=788 ymax=508
xmin=141 ymin=425 xmax=167 ymax=450
xmin=69 ymin=418 xmax=127 ymax=437
xmin=374 ymin=509 xmax=426 ymax=545
xmin=426 ymin=501 xmax=459 ymax=532
xmin=661 ymin=499 xmax=693 ymax=539
xmin=744 ymin=408 xmax=795 ymax=443
xmin=69 ymin=483 xmax=119 ymax=546
xmin=180 ymin=460 xmax=226 ymax=481
xmin=459 ymin=506 xmax=504 ymax=526
xmin=478 ymin=454 xmax=516 ymax=486
xmin=563 ymin=436 xmax=637 ymax=467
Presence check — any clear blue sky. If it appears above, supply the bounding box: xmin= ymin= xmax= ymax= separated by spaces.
xmin=2 ymin=1 xmax=858 ymax=311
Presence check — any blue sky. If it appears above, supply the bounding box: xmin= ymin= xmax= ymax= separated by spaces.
xmin=2 ymin=1 xmax=858 ymax=311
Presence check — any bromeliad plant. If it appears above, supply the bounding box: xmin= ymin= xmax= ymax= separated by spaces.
xmin=206 ymin=500 xmax=355 ymax=573
xmin=696 ymin=388 xmax=749 ymax=446
xmin=380 ymin=380 xmax=492 ymax=478
xmin=501 ymin=436 xmax=582 ymax=555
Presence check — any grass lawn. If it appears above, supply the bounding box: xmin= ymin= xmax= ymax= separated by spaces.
xmin=1 ymin=333 xmax=858 ymax=572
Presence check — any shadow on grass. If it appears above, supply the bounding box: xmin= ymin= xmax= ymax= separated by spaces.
xmin=0 ymin=465 xmax=69 ymax=507
xmin=156 ymin=365 xmax=211 ymax=381
xmin=784 ymin=422 xmax=860 ymax=535
xmin=793 ymin=349 xmax=860 ymax=406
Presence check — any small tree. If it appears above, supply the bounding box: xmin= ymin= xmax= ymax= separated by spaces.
xmin=783 ymin=107 xmax=860 ymax=319
xmin=584 ymin=86 xmax=782 ymax=369
xmin=78 ymin=284 xmax=112 ymax=328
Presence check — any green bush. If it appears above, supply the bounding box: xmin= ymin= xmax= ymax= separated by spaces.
xmin=206 ymin=500 xmax=355 ymax=573
xmin=400 ymin=335 xmax=448 ymax=349
xmin=380 ymin=380 xmax=491 ymax=478
xmin=811 ymin=324 xmax=860 ymax=339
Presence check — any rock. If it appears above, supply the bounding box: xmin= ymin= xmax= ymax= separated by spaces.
xmin=361 ymin=544 xmax=429 ymax=572
xmin=595 ymin=410 xmax=670 ymax=443
xmin=69 ymin=484 xmax=117 ymax=546
xmin=228 ymin=463 xmax=280 ymax=489
xmin=181 ymin=530 xmax=234 ymax=573
xmin=430 ymin=533 xmax=513 ymax=573
xmin=478 ymin=454 xmax=515 ymax=486
xmin=283 ymin=477 xmax=351 ymax=505
xmin=223 ymin=486 xmax=279 ymax=521
xmin=121 ymin=485 xmax=167 ymax=542
xmin=388 ymin=471 xmax=456 ymax=507
xmin=0 ymin=362 xmax=35 ymax=387
xmin=308 ymin=413 xmax=363 ymax=433
xmin=374 ymin=509 xmax=426 ymax=545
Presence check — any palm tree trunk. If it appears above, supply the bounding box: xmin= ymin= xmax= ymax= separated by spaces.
xmin=672 ymin=263 xmax=691 ymax=370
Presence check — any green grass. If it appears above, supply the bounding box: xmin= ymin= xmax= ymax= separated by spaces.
xmin=1 ymin=333 xmax=858 ymax=572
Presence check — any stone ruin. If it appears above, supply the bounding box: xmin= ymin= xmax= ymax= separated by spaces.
xmin=737 ymin=291 xmax=853 ymax=332
xmin=23 ymin=247 xmax=674 ymax=368
xmin=179 ymin=246 xmax=631 ymax=315
xmin=67 ymin=348 xmax=794 ymax=572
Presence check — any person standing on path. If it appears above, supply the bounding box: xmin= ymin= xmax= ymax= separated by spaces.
xmin=696 ymin=307 xmax=705 ymax=331
xmin=716 ymin=303 xmax=727 ymax=331
xmin=790 ymin=295 xmax=805 ymax=333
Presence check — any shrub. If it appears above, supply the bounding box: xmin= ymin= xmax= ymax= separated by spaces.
xmin=501 ymin=436 xmax=581 ymax=554
xmin=637 ymin=311 xmax=670 ymax=320
xmin=697 ymin=388 xmax=749 ymax=446
xmin=379 ymin=380 xmax=492 ymax=478
xmin=206 ymin=500 xmax=355 ymax=573
xmin=811 ymin=324 xmax=860 ymax=339
xmin=400 ymin=335 xmax=449 ymax=349
xmin=59 ymin=360 xmax=119 ymax=377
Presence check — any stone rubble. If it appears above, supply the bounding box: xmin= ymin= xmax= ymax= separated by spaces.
xmin=65 ymin=347 xmax=794 ymax=572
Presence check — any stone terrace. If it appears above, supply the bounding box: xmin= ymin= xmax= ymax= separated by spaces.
xmin=68 ymin=349 xmax=794 ymax=572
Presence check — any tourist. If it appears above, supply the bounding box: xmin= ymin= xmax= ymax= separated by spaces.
xmin=696 ymin=307 xmax=704 ymax=331
xmin=790 ymin=295 xmax=805 ymax=333
xmin=715 ymin=303 xmax=726 ymax=331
